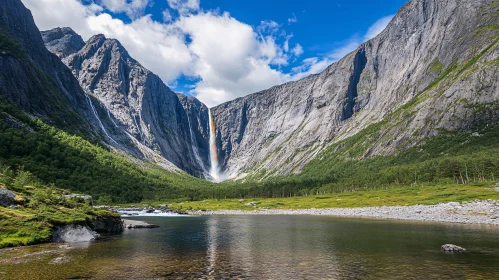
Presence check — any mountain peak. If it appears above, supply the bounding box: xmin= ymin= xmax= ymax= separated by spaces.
xmin=41 ymin=27 xmax=85 ymax=58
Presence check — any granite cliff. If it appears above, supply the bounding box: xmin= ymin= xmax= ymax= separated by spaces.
xmin=41 ymin=28 xmax=210 ymax=177
xmin=211 ymin=0 xmax=499 ymax=180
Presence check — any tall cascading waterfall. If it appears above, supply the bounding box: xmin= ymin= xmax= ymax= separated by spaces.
xmin=84 ymin=93 xmax=121 ymax=147
xmin=208 ymin=109 xmax=222 ymax=182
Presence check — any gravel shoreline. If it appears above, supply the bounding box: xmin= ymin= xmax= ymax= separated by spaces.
xmin=187 ymin=200 xmax=499 ymax=225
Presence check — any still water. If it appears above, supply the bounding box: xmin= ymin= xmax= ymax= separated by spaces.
xmin=1 ymin=215 xmax=499 ymax=279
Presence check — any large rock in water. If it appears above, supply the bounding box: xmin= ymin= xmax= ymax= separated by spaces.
xmin=92 ymin=215 xmax=124 ymax=233
xmin=0 ymin=188 xmax=15 ymax=207
xmin=51 ymin=225 xmax=99 ymax=243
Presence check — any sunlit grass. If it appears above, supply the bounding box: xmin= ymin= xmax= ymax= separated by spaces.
xmin=158 ymin=184 xmax=499 ymax=212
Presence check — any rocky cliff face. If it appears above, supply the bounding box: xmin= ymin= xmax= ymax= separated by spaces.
xmin=41 ymin=29 xmax=210 ymax=177
xmin=11 ymin=0 xmax=499 ymax=182
xmin=0 ymin=0 xmax=96 ymax=134
xmin=176 ymin=93 xmax=211 ymax=173
xmin=0 ymin=0 xmax=182 ymax=173
xmin=212 ymin=0 xmax=499 ymax=179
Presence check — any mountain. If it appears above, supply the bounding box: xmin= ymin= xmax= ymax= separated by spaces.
xmin=211 ymin=0 xmax=499 ymax=180
xmin=0 ymin=0 xmax=215 ymax=203
xmin=41 ymin=28 xmax=210 ymax=178
xmin=0 ymin=0 xmax=99 ymax=135
xmin=2 ymin=0 xmax=499 ymax=202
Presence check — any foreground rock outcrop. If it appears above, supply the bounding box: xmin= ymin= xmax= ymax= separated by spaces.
xmin=92 ymin=215 xmax=124 ymax=233
xmin=51 ymin=225 xmax=99 ymax=243
xmin=0 ymin=188 xmax=16 ymax=207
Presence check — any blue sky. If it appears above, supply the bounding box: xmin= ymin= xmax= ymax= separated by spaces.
xmin=24 ymin=0 xmax=408 ymax=107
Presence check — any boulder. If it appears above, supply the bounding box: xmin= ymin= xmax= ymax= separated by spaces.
xmin=0 ymin=188 xmax=16 ymax=207
xmin=52 ymin=225 xmax=99 ymax=243
xmin=92 ymin=215 xmax=124 ymax=233
xmin=494 ymin=187 xmax=499 ymax=192
xmin=122 ymin=219 xmax=159 ymax=229
xmin=441 ymin=244 xmax=466 ymax=253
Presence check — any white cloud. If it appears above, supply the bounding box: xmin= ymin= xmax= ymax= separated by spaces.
xmin=86 ymin=13 xmax=194 ymax=81
xmin=291 ymin=43 xmax=303 ymax=57
xmin=162 ymin=9 xmax=173 ymax=22
xmin=287 ymin=13 xmax=297 ymax=25
xmin=22 ymin=0 xmax=100 ymax=38
xmin=100 ymin=0 xmax=151 ymax=19
xmin=22 ymin=0 xmax=394 ymax=108
xmin=257 ymin=20 xmax=280 ymax=35
xmin=364 ymin=15 xmax=393 ymax=41
xmin=177 ymin=12 xmax=288 ymax=106
xmin=167 ymin=0 xmax=199 ymax=15
xmin=289 ymin=57 xmax=332 ymax=81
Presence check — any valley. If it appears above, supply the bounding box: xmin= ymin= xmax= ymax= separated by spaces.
xmin=0 ymin=0 xmax=499 ymax=277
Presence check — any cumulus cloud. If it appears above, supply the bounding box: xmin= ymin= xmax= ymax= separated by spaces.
xmin=162 ymin=9 xmax=173 ymax=22
xmin=167 ymin=0 xmax=199 ymax=15
xmin=177 ymin=12 xmax=288 ymax=106
xmin=22 ymin=0 xmax=100 ymax=38
xmin=21 ymin=0 xmax=393 ymax=107
xmin=99 ymin=0 xmax=151 ymax=19
xmin=291 ymin=44 xmax=303 ymax=57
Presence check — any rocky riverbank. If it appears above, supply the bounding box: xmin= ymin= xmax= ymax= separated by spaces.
xmin=187 ymin=200 xmax=499 ymax=225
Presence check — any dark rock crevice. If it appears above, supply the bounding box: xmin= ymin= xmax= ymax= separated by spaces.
xmin=236 ymin=103 xmax=248 ymax=144
xmin=342 ymin=48 xmax=367 ymax=121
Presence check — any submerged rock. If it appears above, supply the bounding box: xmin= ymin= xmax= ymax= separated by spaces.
xmin=49 ymin=256 xmax=71 ymax=265
xmin=441 ymin=244 xmax=466 ymax=253
xmin=52 ymin=225 xmax=99 ymax=243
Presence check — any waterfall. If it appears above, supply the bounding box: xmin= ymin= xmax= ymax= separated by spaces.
xmin=186 ymin=113 xmax=206 ymax=174
xmin=84 ymin=93 xmax=120 ymax=146
xmin=107 ymin=109 xmax=119 ymax=128
xmin=132 ymin=114 xmax=144 ymax=141
xmin=208 ymin=109 xmax=222 ymax=182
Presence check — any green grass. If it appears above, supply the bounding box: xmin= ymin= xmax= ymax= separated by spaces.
xmin=0 ymin=167 xmax=120 ymax=249
xmin=162 ymin=184 xmax=499 ymax=211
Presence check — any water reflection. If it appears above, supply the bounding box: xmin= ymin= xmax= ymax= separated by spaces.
xmin=1 ymin=216 xmax=499 ymax=279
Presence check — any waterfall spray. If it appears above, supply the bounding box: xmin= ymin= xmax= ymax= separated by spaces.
xmin=208 ymin=109 xmax=222 ymax=182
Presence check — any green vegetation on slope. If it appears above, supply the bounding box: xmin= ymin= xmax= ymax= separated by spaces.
xmin=0 ymin=165 xmax=115 ymax=248
xmin=2 ymin=93 xmax=499 ymax=203
xmin=0 ymin=98 xmax=213 ymax=204
xmin=163 ymin=184 xmax=499 ymax=211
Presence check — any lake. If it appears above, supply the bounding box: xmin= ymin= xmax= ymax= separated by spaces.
xmin=1 ymin=215 xmax=499 ymax=279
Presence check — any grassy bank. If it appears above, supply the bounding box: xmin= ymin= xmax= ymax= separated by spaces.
xmin=161 ymin=184 xmax=499 ymax=212
xmin=0 ymin=165 xmax=118 ymax=248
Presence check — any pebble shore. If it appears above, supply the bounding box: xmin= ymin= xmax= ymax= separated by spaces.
xmin=187 ymin=200 xmax=499 ymax=225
